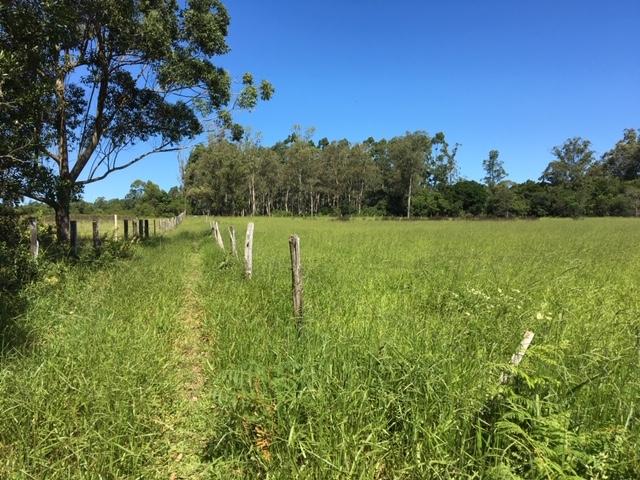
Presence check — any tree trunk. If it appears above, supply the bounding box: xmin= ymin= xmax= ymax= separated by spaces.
xmin=252 ymin=181 xmax=256 ymax=216
xmin=54 ymin=201 xmax=71 ymax=243
xmin=407 ymin=177 xmax=413 ymax=219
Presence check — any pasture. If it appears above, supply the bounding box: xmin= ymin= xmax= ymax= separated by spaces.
xmin=1 ymin=217 xmax=638 ymax=478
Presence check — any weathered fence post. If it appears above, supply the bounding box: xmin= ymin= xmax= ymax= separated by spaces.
xmin=29 ymin=218 xmax=39 ymax=258
xmin=500 ymin=330 xmax=535 ymax=384
xmin=213 ymin=221 xmax=225 ymax=250
xmin=92 ymin=219 xmax=101 ymax=250
xmin=70 ymin=220 xmax=78 ymax=257
xmin=289 ymin=234 xmax=303 ymax=322
xmin=114 ymin=214 xmax=118 ymax=241
xmin=153 ymin=219 xmax=156 ymax=236
xmin=138 ymin=219 xmax=144 ymax=239
xmin=132 ymin=219 xmax=137 ymax=238
xmin=244 ymin=222 xmax=254 ymax=279
xmin=124 ymin=219 xmax=129 ymax=240
xmin=229 ymin=226 xmax=238 ymax=257
xmin=144 ymin=219 xmax=149 ymax=239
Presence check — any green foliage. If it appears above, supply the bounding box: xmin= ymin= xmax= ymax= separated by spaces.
xmin=601 ymin=128 xmax=640 ymax=181
xmin=0 ymin=208 xmax=37 ymax=296
xmin=184 ymin=128 xmax=640 ymax=219
xmin=0 ymin=0 xmax=272 ymax=240
xmin=483 ymin=149 xmax=507 ymax=188
xmin=541 ymin=137 xmax=595 ymax=187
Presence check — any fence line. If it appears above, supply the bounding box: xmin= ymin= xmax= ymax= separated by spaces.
xmin=28 ymin=211 xmax=187 ymax=257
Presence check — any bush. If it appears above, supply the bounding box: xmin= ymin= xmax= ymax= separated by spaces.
xmin=0 ymin=206 xmax=38 ymax=295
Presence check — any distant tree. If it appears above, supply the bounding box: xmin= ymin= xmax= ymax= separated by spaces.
xmin=0 ymin=0 xmax=273 ymax=242
xmin=482 ymin=149 xmax=507 ymax=188
xmin=541 ymin=137 xmax=595 ymax=187
xmin=626 ymin=181 xmax=640 ymax=217
xmin=388 ymin=132 xmax=432 ymax=218
xmin=317 ymin=137 xmax=330 ymax=150
xmin=486 ymin=182 xmax=527 ymax=217
xmin=426 ymin=132 xmax=459 ymax=188
xmin=601 ymin=128 xmax=640 ymax=180
xmin=450 ymin=180 xmax=488 ymax=215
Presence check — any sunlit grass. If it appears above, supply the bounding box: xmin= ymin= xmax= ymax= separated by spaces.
xmin=1 ymin=217 xmax=638 ymax=478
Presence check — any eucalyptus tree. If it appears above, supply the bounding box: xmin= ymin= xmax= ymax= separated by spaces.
xmin=602 ymin=129 xmax=640 ymax=180
xmin=320 ymin=140 xmax=351 ymax=211
xmin=388 ymin=132 xmax=431 ymax=218
xmin=347 ymin=143 xmax=381 ymax=214
xmin=482 ymin=149 xmax=507 ymax=188
xmin=0 ymin=0 xmax=273 ymax=241
xmin=541 ymin=137 xmax=595 ymax=187
xmin=426 ymin=132 xmax=459 ymax=188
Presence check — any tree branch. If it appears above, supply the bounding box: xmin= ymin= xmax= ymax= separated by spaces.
xmin=78 ymin=143 xmax=184 ymax=186
xmin=71 ymin=28 xmax=110 ymax=181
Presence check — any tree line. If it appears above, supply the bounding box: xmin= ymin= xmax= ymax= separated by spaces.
xmin=184 ymin=128 xmax=640 ymax=218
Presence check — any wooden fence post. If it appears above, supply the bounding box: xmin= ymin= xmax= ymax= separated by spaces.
xmin=229 ymin=225 xmax=237 ymax=257
xmin=144 ymin=219 xmax=149 ymax=239
xmin=289 ymin=234 xmax=303 ymax=321
xmin=70 ymin=220 xmax=78 ymax=256
xmin=29 ymin=218 xmax=39 ymax=258
xmin=124 ymin=219 xmax=129 ymax=240
xmin=213 ymin=221 xmax=225 ymax=250
xmin=500 ymin=330 xmax=535 ymax=384
xmin=138 ymin=219 xmax=144 ymax=239
xmin=114 ymin=214 xmax=118 ymax=241
xmin=153 ymin=219 xmax=156 ymax=236
xmin=132 ymin=219 xmax=137 ymax=238
xmin=244 ymin=222 xmax=254 ymax=279
xmin=92 ymin=219 xmax=101 ymax=250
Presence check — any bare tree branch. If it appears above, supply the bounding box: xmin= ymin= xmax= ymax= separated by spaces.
xmin=78 ymin=143 xmax=185 ymax=185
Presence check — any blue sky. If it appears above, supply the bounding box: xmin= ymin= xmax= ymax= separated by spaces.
xmin=84 ymin=0 xmax=640 ymax=200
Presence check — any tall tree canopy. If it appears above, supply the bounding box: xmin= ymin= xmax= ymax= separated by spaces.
xmin=0 ymin=0 xmax=273 ymax=241
xmin=601 ymin=128 xmax=640 ymax=181
xmin=482 ymin=149 xmax=507 ymax=188
xmin=540 ymin=137 xmax=595 ymax=187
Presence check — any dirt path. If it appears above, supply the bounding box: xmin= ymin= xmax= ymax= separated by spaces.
xmin=165 ymin=239 xmax=210 ymax=479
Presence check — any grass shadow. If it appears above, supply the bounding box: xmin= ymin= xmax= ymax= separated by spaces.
xmin=0 ymin=292 xmax=35 ymax=359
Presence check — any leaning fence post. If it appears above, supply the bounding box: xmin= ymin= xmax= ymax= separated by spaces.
xmin=29 ymin=218 xmax=39 ymax=258
xmin=92 ymin=219 xmax=101 ymax=250
xmin=500 ymin=330 xmax=535 ymax=384
xmin=213 ymin=221 xmax=224 ymax=250
xmin=229 ymin=225 xmax=238 ymax=257
xmin=289 ymin=234 xmax=303 ymax=322
xmin=124 ymin=219 xmax=129 ymax=240
xmin=244 ymin=222 xmax=254 ymax=279
xmin=114 ymin=214 xmax=118 ymax=241
xmin=70 ymin=220 xmax=78 ymax=257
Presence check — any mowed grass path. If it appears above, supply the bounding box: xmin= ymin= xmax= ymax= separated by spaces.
xmin=1 ymin=217 xmax=639 ymax=478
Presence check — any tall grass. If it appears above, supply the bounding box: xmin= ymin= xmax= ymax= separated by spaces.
xmin=0 ymin=225 xmax=204 ymax=478
xmin=1 ymin=217 xmax=638 ymax=478
xmin=198 ymin=217 xmax=640 ymax=478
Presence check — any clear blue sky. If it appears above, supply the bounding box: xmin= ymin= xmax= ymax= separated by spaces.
xmin=84 ymin=0 xmax=640 ymax=200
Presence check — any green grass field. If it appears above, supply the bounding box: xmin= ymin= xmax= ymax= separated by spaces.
xmin=1 ymin=217 xmax=639 ymax=478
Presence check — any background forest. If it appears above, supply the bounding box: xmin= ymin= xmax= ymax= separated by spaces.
xmin=183 ymin=127 xmax=640 ymax=218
